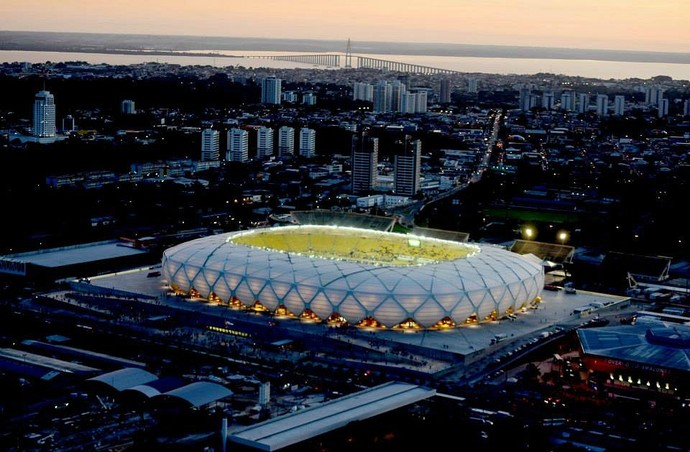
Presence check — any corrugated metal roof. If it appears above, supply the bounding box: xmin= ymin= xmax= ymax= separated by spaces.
xmin=229 ymin=381 xmax=435 ymax=451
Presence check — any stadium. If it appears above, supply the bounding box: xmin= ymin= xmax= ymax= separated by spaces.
xmin=161 ymin=225 xmax=545 ymax=330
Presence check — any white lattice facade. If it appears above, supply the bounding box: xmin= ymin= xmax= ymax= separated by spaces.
xmin=161 ymin=227 xmax=544 ymax=329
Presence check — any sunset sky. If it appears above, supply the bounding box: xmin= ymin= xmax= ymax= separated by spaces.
xmin=2 ymin=0 xmax=689 ymax=53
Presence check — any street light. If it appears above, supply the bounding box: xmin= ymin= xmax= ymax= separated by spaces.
xmin=523 ymin=226 xmax=535 ymax=240
xmin=558 ymin=230 xmax=568 ymax=245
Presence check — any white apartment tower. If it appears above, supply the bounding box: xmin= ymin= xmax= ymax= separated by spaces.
xmin=201 ymin=128 xmax=220 ymax=162
xmin=256 ymin=126 xmax=274 ymax=159
xmin=351 ymin=130 xmax=379 ymax=195
xmin=299 ymin=128 xmax=316 ymax=158
xmin=278 ymin=126 xmax=295 ymax=157
xmin=261 ymin=76 xmax=282 ymax=104
xmin=227 ymin=128 xmax=249 ymax=162
xmin=33 ymin=90 xmax=56 ymax=138
xmin=394 ymin=136 xmax=422 ymax=197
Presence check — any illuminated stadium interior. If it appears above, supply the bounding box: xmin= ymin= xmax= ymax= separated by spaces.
xmin=228 ymin=226 xmax=479 ymax=267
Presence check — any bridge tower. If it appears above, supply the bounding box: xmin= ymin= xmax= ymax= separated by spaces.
xmin=345 ymin=38 xmax=353 ymax=68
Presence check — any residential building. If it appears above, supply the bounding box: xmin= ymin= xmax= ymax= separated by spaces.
xmin=299 ymin=128 xmax=316 ymax=158
xmin=278 ymin=126 xmax=295 ymax=157
xmin=351 ymin=130 xmax=379 ymax=195
xmin=32 ymin=90 xmax=56 ymax=138
xmin=227 ymin=128 xmax=249 ymax=162
xmin=201 ymin=128 xmax=220 ymax=162
xmin=394 ymin=135 xmax=421 ymax=197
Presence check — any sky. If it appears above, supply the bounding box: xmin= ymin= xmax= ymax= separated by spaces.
xmin=2 ymin=0 xmax=689 ymax=54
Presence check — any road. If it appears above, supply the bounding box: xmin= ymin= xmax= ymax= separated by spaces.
xmin=391 ymin=110 xmax=502 ymax=227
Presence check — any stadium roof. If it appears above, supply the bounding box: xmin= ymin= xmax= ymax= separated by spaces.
xmin=153 ymin=381 xmax=233 ymax=408
xmin=228 ymin=381 xmax=435 ymax=451
xmin=291 ymin=210 xmax=396 ymax=232
xmin=87 ymin=367 xmax=158 ymax=391
xmin=5 ymin=240 xmax=147 ymax=268
xmin=511 ymin=239 xmax=574 ymax=264
xmin=577 ymin=323 xmax=690 ymax=373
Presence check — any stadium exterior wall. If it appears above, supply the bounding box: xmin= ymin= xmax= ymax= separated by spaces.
xmin=161 ymin=229 xmax=544 ymax=329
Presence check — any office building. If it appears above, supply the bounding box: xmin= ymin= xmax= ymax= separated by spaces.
xmin=394 ymin=136 xmax=421 ymax=197
xmin=32 ymin=90 xmax=56 ymax=138
xmin=278 ymin=126 xmax=295 ymax=157
xmin=299 ymin=128 xmax=316 ymax=158
xmin=351 ymin=130 xmax=379 ymax=195
xmin=227 ymin=128 xmax=249 ymax=162
xmin=261 ymin=76 xmax=282 ymax=105
xmin=200 ymin=128 xmax=220 ymax=162
xmin=256 ymin=126 xmax=274 ymax=159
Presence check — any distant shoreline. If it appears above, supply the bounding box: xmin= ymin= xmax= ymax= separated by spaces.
xmin=1 ymin=30 xmax=689 ymax=65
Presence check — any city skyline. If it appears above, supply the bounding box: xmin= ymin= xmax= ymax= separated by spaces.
xmin=1 ymin=0 xmax=689 ymax=54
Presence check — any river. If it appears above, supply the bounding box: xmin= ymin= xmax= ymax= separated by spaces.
xmin=1 ymin=49 xmax=688 ymax=80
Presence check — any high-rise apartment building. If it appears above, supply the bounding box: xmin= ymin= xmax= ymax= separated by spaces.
xmin=33 ymin=90 xmax=56 ymax=138
xmin=351 ymin=130 xmax=379 ymax=195
xmin=439 ymin=78 xmax=451 ymax=103
xmin=596 ymin=94 xmax=609 ymax=117
xmin=299 ymin=128 xmax=316 ymax=158
xmin=227 ymin=128 xmax=249 ymax=162
xmin=121 ymin=99 xmax=136 ymax=114
xmin=560 ymin=91 xmax=574 ymax=111
xmin=278 ymin=126 xmax=295 ymax=157
xmin=394 ymin=135 xmax=421 ymax=197
xmin=373 ymin=81 xmax=392 ymax=113
xmin=658 ymin=98 xmax=669 ymax=118
xmin=261 ymin=76 xmax=282 ymax=104
xmin=519 ymin=86 xmax=531 ymax=112
xmin=353 ymin=82 xmax=374 ymax=102
xmin=467 ymin=78 xmax=478 ymax=94
xmin=201 ymin=128 xmax=220 ymax=162
xmin=542 ymin=92 xmax=555 ymax=110
xmin=683 ymin=99 xmax=690 ymax=117
xmin=256 ymin=126 xmax=274 ymax=159
xmin=577 ymin=93 xmax=590 ymax=114
xmin=614 ymin=95 xmax=625 ymax=116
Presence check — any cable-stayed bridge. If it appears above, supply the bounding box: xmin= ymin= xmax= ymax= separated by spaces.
xmin=247 ymin=53 xmax=460 ymax=75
